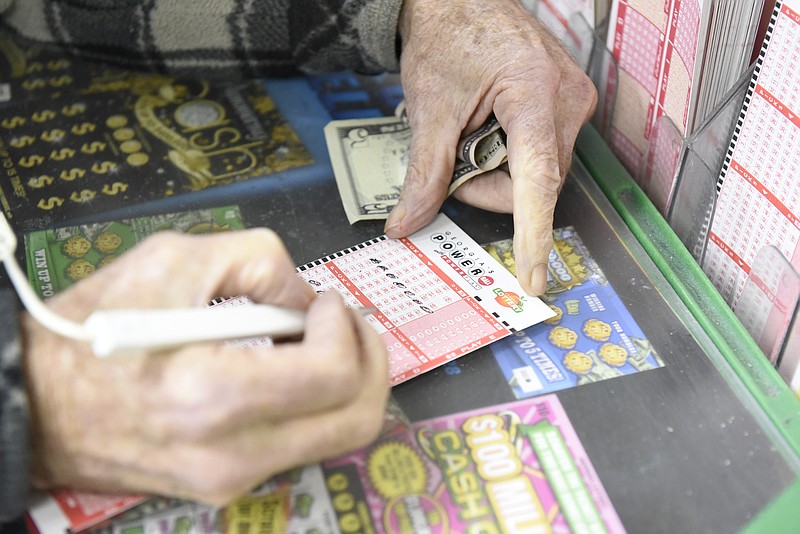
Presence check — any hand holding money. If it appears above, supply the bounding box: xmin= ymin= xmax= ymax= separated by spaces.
xmin=325 ymin=0 xmax=596 ymax=296
xmin=383 ymin=0 xmax=597 ymax=296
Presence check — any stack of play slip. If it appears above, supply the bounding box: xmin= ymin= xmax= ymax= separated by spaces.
xmin=605 ymin=0 xmax=768 ymax=174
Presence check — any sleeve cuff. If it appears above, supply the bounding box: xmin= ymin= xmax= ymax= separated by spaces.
xmin=357 ymin=0 xmax=404 ymax=72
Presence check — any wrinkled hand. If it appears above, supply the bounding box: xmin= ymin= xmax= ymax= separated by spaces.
xmin=22 ymin=230 xmax=389 ymax=504
xmin=385 ymin=0 xmax=597 ymax=295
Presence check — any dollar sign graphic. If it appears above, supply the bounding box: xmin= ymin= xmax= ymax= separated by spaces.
xmin=59 ymin=168 xmax=86 ymax=181
xmin=50 ymin=148 xmax=76 ymax=161
xmin=47 ymin=59 xmax=70 ymax=70
xmin=22 ymin=78 xmax=46 ymax=90
xmin=40 ymin=129 xmax=66 ymax=142
xmin=61 ymin=103 xmax=86 ymax=117
xmin=32 ymin=110 xmax=56 ymax=122
xmin=25 ymin=62 xmax=44 ymax=74
xmin=49 ymin=75 xmax=72 ymax=87
xmin=81 ymin=141 xmax=107 ymax=154
xmin=19 ymin=155 xmax=45 ymax=168
xmin=71 ymin=122 xmax=96 ymax=135
xmin=2 ymin=116 xmax=26 ymax=128
xmin=70 ymin=189 xmax=96 ymax=203
xmin=37 ymin=196 xmax=64 ymax=210
xmin=28 ymin=175 xmax=54 ymax=188
xmin=91 ymin=161 xmax=117 ymax=174
xmin=102 ymin=182 xmax=128 ymax=195
xmin=10 ymin=135 xmax=36 ymax=148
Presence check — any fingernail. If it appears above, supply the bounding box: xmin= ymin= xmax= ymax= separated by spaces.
xmin=529 ymin=264 xmax=548 ymax=296
xmin=384 ymin=202 xmax=406 ymax=235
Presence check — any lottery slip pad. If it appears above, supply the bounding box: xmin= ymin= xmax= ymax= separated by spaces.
xmin=296 ymin=213 xmax=555 ymax=385
xmin=703 ymin=0 xmax=800 ymax=306
xmin=605 ymin=0 xmax=763 ymax=177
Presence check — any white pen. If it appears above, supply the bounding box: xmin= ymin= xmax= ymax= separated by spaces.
xmin=85 ymin=304 xmax=378 ymax=357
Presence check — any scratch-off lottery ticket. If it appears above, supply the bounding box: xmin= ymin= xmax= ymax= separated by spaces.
xmin=0 ymin=30 xmax=313 ymax=229
xmin=319 ymin=394 xmax=625 ymax=533
xmin=485 ymin=228 xmax=664 ymax=398
xmin=101 ymin=397 xmax=624 ymax=533
xmin=297 ymin=213 xmax=555 ymax=385
xmin=24 ymin=205 xmax=245 ymax=297
xmin=26 ymin=490 xmax=147 ymax=534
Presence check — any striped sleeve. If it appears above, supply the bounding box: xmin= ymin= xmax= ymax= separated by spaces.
xmin=0 ymin=288 xmax=29 ymax=523
xmin=1 ymin=0 xmax=403 ymax=78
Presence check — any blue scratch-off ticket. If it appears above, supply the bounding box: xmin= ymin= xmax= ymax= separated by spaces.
xmin=485 ymin=227 xmax=665 ymax=398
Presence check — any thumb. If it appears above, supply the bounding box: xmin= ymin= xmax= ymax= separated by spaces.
xmin=384 ymin=107 xmax=460 ymax=238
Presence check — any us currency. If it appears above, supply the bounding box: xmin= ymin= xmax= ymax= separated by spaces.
xmin=324 ymin=116 xmax=411 ymax=223
xmin=325 ymin=113 xmax=508 ymax=224
xmin=451 ymin=119 xmax=508 ymax=192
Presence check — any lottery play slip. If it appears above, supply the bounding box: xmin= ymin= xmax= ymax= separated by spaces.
xmin=297 ymin=213 xmax=555 ymax=385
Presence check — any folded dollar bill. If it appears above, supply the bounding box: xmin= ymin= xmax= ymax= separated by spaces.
xmin=325 ymin=105 xmax=507 ymax=224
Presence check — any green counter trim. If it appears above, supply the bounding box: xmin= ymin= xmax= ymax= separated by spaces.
xmin=743 ymin=477 xmax=800 ymax=532
xmin=576 ymin=125 xmax=800 ymax=530
xmin=575 ymin=125 xmax=800 ymax=454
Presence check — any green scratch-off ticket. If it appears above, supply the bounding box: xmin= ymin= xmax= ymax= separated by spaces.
xmin=24 ymin=205 xmax=244 ymax=297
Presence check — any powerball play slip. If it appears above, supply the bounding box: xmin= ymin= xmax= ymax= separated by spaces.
xmin=297 ymin=213 xmax=555 ymax=385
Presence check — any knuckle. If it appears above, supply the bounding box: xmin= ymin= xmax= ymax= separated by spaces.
xmin=529 ymin=156 xmax=564 ymax=193
xmin=404 ymin=156 xmax=437 ymax=191
xmin=402 ymin=158 xmax=449 ymax=204
xmin=321 ymin=359 xmax=360 ymax=395
xmin=237 ymin=255 xmax=281 ymax=288
xmin=184 ymin=455 xmax=251 ymax=504
xmin=140 ymin=413 xmax=177 ymax=443
xmin=139 ymin=230 xmax=183 ymax=251
xmin=137 ymin=373 xmax=223 ymax=442
xmin=131 ymin=231 xmax=184 ymax=261
xmin=403 ymin=157 xmax=427 ymax=184
xmin=317 ymin=407 xmax=384 ymax=458
xmin=140 ymin=404 xmax=210 ymax=443
xmin=351 ymin=404 xmax=386 ymax=448
xmin=572 ymin=73 xmax=598 ymax=117
xmin=512 ymin=54 xmax=560 ymax=94
xmin=539 ymin=56 xmax=562 ymax=82
xmin=248 ymin=227 xmax=283 ymax=250
xmin=235 ymin=231 xmax=294 ymax=288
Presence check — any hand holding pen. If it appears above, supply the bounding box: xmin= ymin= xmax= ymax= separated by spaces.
xmin=17 ymin=229 xmax=389 ymax=504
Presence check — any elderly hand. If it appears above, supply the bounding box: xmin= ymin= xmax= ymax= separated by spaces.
xmin=384 ymin=0 xmax=597 ymax=295
xmin=23 ymin=230 xmax=389 ymax=504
